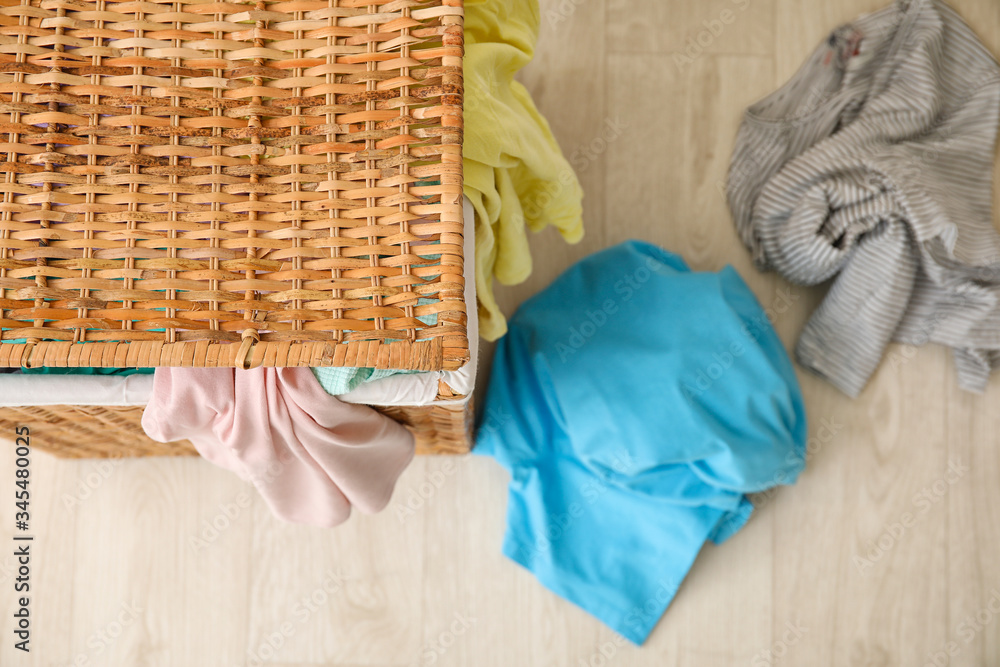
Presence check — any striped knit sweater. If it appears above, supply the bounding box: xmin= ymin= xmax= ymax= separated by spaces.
xmin=727 ymin=0 xmax=1000 ymax=397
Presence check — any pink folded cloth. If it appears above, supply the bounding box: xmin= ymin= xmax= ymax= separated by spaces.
xmin=141 ymin=367 xmax=415 ymax=527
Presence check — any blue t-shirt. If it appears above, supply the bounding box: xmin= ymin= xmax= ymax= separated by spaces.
xmin=475 ymin=240 xmax=807 ymax=644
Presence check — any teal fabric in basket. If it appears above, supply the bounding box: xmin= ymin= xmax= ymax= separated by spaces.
xmin=21 ymin=367 xmax=153 ymax=376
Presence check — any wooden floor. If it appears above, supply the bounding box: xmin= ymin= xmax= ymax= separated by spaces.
xmin=4 ymin=0 xmax=1000 ymax=664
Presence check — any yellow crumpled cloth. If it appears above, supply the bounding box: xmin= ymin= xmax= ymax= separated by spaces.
xmin=464 ymin=0 xmax=585 ymax=341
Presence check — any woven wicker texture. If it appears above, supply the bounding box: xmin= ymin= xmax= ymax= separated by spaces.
xmin=0 ymin=0 xmax=466 ymax=371
xmin=0 ymin=404 xmax=193 ymax=456
xmin=0 ymin=394 xmax=473 ymax=457
xmin=380 ymin=396 xmax=471 ymax=454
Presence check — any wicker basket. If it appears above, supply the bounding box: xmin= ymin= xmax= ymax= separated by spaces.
xmin=0 ymin=389 xmax=473 ymax=457
xmin=0 ymin=0 xmax=473 ymax=455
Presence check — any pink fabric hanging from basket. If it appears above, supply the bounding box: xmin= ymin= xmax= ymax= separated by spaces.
xmin=142 ymin=367 xmax=415 ymax=527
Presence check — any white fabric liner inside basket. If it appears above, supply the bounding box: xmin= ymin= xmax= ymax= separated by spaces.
xmin=0 ymin=198 xmax=478 ymax=409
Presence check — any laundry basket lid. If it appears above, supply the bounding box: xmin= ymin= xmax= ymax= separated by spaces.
xmin=0 ymin=0 xmax=466 ymax=372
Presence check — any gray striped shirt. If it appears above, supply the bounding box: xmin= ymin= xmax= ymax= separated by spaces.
xmin=728 ymin=0 xmax=1000 ymax=396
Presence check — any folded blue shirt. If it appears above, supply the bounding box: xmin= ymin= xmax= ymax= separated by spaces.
xmin=475 ymin=240 xmax=807 ymax=644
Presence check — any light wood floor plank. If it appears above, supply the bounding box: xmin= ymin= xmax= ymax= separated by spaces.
xmin=0 ymin=447 xmax=78 ymax=667
xmin=607 ymin=0 xmax=773 ymax=56
xmin=68 ymin=457 xmax=253 ymax=666
xmin=245 ymin=458 xmax=427 ymax=665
